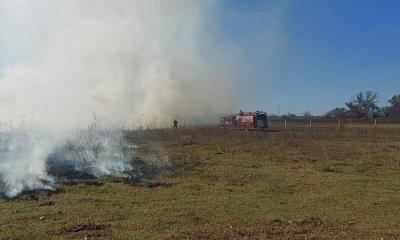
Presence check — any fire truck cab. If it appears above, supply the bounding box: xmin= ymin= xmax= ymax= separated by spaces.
xmin=220 ymin=111 xmax=268 ymax=130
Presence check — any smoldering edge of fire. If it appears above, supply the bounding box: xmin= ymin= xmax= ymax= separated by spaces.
xmin=0 ymin=123 xmax=173 ymax=198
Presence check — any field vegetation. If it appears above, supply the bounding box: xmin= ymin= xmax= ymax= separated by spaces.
xmin=1 ymin=122 xmax=400 ymax=239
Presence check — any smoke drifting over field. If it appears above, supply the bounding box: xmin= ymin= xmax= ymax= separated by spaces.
xmin=0 ymin=0 xmax=237 ymax=197
xmin=0 ymin=0 xmax=235 ymax=126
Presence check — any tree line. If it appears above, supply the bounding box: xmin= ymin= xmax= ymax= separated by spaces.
xmin=276 ymin=91 xmax=400 ymax=120
xmin=325 ymin=91 xmax=400 ymax=119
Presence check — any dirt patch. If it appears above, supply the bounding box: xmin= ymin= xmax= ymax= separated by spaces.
xmin=63 ymin=224 xmax=110 ymax=238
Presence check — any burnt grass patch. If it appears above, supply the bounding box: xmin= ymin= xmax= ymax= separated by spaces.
xmin=1 ymin=155 xmax=176 ymax=200
xmin=46 ymin=156 xmax=176 ymax=190
xmin=45 ymin=141 xmax=177 ymax=188
xmin=126 ymin=159 xmax=175 ymax=188
xmin=0 ymin=188 xmax=64 ymax=201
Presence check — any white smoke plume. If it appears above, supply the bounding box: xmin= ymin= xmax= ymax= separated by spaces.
xmin=0 ymin=0 xmax=238 ymax=197
xmin=0 ymin=0 xmax=235 ymax=127
xmin=0 ymin=126 xmax=54 ymax=197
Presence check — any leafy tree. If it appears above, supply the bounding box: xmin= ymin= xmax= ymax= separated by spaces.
xmin=387 ymin=95 xmax=400 ymax=118
xmin=372 ymin=107 xmax=385 ymax=119
xmin=345 ymin=91 xmax=379 ymax=119
xmin=345 ymin=101 xmax=361 ymax=119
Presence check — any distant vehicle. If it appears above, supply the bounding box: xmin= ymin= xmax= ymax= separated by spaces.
xmin=220 ymin=111 xmax=268 ymax=130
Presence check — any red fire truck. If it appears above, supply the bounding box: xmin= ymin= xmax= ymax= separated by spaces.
xmin=220 ymin=111 xmax=268 ymax=130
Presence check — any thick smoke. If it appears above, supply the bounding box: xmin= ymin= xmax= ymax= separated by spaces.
xmin=0 ymin=0 xmax=235 ymax=127
xmin=0 ymin=1 xmax=236 ymax=197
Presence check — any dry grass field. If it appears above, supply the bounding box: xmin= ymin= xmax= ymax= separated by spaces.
xmin=1 ymin=122 xmax=400 ymax=239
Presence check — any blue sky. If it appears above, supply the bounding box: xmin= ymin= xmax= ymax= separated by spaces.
xmin=220 ymin=0 xmax=400 ymax=115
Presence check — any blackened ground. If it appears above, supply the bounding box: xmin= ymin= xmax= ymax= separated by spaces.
xmin=0 ymin=188 xmax=63 ymax=201
xmin=125 ymin=159 xmax=175 ymax=188
xmin=0 ymin=156 xmax=176 ymax=199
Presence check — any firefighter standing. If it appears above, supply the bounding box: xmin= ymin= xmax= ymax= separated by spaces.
xmin=173 ymin=119 xmax=178 ymax=129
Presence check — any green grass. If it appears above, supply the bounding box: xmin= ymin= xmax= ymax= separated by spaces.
xmin=1 ymin=125 xmax=400 ymax=239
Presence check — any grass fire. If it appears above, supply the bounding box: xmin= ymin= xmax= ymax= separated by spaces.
xmin=1 ymin=1 xmax=400 ymax=240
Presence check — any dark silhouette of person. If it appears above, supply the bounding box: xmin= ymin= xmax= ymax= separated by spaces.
xmin=173 ymin=119 xmax=178 ymax=129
